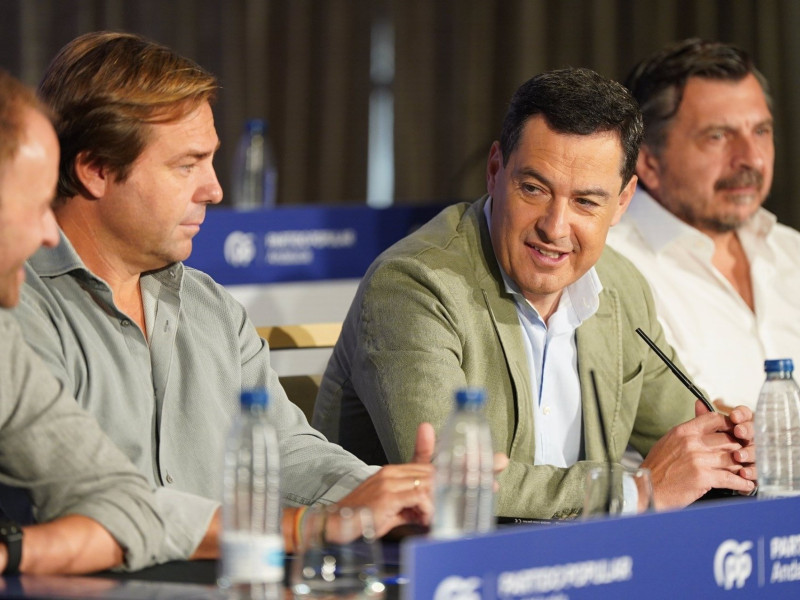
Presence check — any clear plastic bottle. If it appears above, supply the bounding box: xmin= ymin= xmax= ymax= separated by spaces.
xmin=432 ymin=387 xmax=495 ymax=538
xmin=231 ymin=119 xmax=278 ymax=210
xmin=755 ymin=358 xmax=800 ymax=499
xmin=218 ymin=389 xmax=283 ymax=599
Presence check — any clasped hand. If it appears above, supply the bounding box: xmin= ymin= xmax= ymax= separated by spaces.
xmin=642 ymin=400 xmax=756 ymax=510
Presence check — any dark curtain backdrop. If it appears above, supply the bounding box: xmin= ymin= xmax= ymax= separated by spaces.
xmin=1 ymin=0 xmax=798 ymax=228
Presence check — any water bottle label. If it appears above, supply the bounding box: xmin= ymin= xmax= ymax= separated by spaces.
xmin=220 ymin=532 xmax=284 ymax=583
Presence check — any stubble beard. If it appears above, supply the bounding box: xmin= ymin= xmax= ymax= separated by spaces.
xmin=662 ymin=169 xmax=766 ymax=234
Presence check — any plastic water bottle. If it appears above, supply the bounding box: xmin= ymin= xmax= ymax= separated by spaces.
xmin=432 ymin=387 xmax=495 ymax=538
xmin=231 ymin=119 xmax=278 ymax=209
xmin=218 ymin=389 xmax=283 ymax=599
xmin=755 ymin=358 xmax=800 ymax=499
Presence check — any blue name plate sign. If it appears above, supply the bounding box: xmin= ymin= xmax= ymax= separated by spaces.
xmin=402 ymin=496 xmax=800 ymax=599
xmin=185 ymin=204 xmax=447 ymax=285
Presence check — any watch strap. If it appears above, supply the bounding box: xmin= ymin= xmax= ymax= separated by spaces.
xmin=0 ymin=521 xmax=23 ymax=575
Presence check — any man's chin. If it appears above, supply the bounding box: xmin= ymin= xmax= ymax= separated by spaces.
xmin=150 ymin=244 xmax=192 ymax=272
xmin=175 ymin=243 xmax=193 ymax=264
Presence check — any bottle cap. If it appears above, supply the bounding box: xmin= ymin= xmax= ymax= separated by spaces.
xmin=455 ymin=387 xmax=487 ymax=408
xmin=244 ymin=119 xmax=266 ymax=135
xmin=764 ymin=358 xmax=794 ymax=373
xmin=240 ymin=388 xmax=269 ymax=408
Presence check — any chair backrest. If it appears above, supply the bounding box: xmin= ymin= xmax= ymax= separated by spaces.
xmin=256 ymin=322 xmax=342 ymax=350
xmin=256 ymin=322 xmax=342 ymax=421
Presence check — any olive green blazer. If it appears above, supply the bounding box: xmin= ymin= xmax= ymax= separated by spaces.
xmin=314 ymin=197 xmax=695 ymax=519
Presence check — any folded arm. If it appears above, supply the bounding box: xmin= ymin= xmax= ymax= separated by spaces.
xmin=0 ymin=315 xmax=164 ymax=572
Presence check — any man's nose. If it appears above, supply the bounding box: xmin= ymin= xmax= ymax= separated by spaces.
xmin=731 ymin=133 xmax=768 ymax=172
xmin=198 ymin=166 xmax=223 ymax=205
xmin=536 ymin=198 xmax=570 ymax=241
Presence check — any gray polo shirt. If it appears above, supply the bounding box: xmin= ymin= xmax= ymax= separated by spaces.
xmin=0 ymin=309 xmax=163 ymax=570
xmin=15 ymin=232 xmax=375 ymax=561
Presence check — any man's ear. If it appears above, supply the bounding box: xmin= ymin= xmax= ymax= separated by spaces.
xmin=486 ymin=141 xmax=503 ymax=196
xmin=635 ymin=145 xmax=662 ymax=194
xmin=74 ymin=151 xmax=109 ymax=200
xmin=611 ymin=174 xmax=637 ymax=226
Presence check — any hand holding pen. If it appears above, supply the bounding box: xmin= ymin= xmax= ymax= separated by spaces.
xmin=635 ymin=328 xmax=715 ymax=412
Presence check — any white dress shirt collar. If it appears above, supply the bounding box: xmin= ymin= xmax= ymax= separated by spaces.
xmin=627 ymin=187 xmax=777 ymax=256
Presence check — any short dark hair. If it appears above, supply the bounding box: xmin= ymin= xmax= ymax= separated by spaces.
xmin=499 ymin=67 xmax=643 ymax=190
xmin=38 ymin=31 xmax=219 ymax=200
xmin=625 ymin=38 xmax=771 ymax=155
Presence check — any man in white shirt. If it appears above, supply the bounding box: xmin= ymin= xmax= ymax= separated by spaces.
xmin=607 ymin=39 xmax=799 ymax=411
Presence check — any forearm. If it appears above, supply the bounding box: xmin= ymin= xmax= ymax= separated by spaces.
xmin=496 ymin=460 xmax=603 ymax=520
xmin=193 ymin=507 xmax=329 ymax=558
xmin=189 ymin=508 xmax=220 ymax=560
xmin=153 ymin=488 xmax=219 ymax=563
xmin=282 ymin=507 xmax=301 ymax=554
xmin=0 ymin=515 xmax=124 ymax=575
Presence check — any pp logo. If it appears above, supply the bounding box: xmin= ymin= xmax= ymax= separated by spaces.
xmin=714 ymin=539 xmax=754 ymax=590
xmin=223 ymin=231 xmax=257 ymax=267
xmin=433 ymin=575 xmax=482 ymax=600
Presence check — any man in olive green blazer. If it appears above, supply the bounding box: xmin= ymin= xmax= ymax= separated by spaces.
xmin=313 ymin=68 xmax=757 ymax=519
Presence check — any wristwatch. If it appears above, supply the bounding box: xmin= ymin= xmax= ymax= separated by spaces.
xmin=0 ymin=521 xmax=23 ymax=575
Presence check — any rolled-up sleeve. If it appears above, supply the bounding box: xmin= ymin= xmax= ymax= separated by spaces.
xmin=0 ymin=313 xmax=164 ymax=570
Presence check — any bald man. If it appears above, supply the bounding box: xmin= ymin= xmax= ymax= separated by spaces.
xmin=0 ymin=68 xmax=163 ymax=574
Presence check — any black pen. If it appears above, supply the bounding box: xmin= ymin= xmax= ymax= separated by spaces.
xmin=635 ymin=328 xmax=715 ymax=413
xmin=635 ymin=328 xmax=758 ymax=497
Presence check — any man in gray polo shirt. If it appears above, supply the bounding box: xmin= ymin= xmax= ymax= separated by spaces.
xmin=0 ymin=68 xmax=163 ymax=573
xmin=14 ymin=31 xmax=434 ymax=561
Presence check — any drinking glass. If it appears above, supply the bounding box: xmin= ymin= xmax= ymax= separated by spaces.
xmin=291 ymin=505 xmax=385 ymax=599
xmin=582 ymin=465 xmax=655 ymax=518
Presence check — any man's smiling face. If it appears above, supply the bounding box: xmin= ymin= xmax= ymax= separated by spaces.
xmin=487 ymin=115 xmax=636 ymax=320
